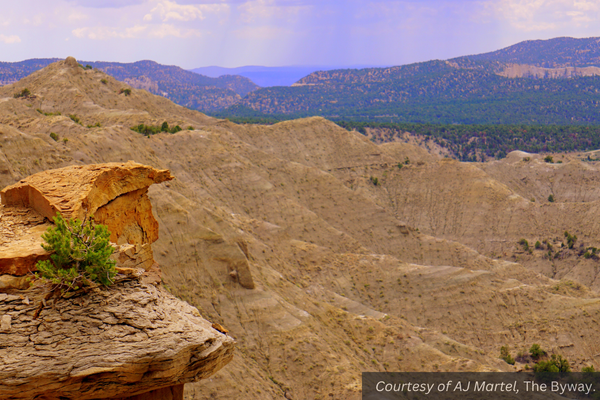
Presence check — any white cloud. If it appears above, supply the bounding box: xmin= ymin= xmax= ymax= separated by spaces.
xmin=489 ymin=0 xmax=600 ymax=31
xmin=0 ymin=34 xmax=21 ymax=44
xmin=146 ymin=0 xmax=228 ymax=22
xmin=237 ymin=0 xmax=311 ymax=24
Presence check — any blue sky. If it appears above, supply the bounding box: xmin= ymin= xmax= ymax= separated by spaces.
xmin=0 ymin=0 xmax=599 ymax=68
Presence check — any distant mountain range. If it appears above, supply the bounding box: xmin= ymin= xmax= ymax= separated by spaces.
xmin=0 ymin=59 xmax=258 ymax=112
xmin=190 ymin=65 xmax=386 ymax=87
xmin=217 ymin=36 xmax=600 ymax=125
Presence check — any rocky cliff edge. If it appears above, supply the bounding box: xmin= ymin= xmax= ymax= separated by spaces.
xmin=0 ymin=162 xmax=235 ymax=399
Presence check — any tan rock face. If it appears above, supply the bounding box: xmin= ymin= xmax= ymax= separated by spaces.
xmin=94 ymin=188 xmax=159 ymax=245
xmin=1 ymin=161 xmax=172 ymax=226
xmin=0 ymin=162 xmax=172 ymax=276
xmin=0 ymin=280 xmax=235 ymax=400
xmin=0 ymin=205 xmax=50 ymax=276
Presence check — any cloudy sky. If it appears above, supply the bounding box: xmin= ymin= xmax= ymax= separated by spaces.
xmin=0 ymin=0 xmax=599 ymax=68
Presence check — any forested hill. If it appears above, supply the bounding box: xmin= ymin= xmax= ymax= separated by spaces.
xmin=0 ymin=59 xmax=59 ymax=85
xmin=456 ymin=36 xmax=600 ymax=68
xmin=213 ymin=36 xmax=600 ymax=125
xmin=0 ymin=58 xmax=259 ymax=112
xmin=218 ymin=61 xmax=600 ymax=125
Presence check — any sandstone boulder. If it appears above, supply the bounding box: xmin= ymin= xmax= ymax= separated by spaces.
xmin=0 ymin=161 xmax=172 ymax=244
xmin=0 ymin=162 xmax=172 ymax=276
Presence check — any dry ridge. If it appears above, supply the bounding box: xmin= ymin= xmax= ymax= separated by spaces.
xmin=1 ymin=57 xmax=600 ymax=399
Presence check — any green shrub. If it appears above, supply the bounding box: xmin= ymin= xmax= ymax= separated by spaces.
xmin=534 ymin=241 xmax=542 ymax=249
xmin=518 ymin=238 xmax=529 ymax=251
xmin=132 ymin=123 xmax=184 ymax=136
xmin=370 ymin=176 xmax=379 ymax=186
xmin=533 ymin=354 xmax=570 ymax=373
xmin=564 ymin=231 xmax=577 ymax=249
xmin=119 ymin=88 xmax=132 ymax=96
xmin=13 ymin=88 xmax=31 ymax=98
xmin=397 ymin=163 xmax=403 ymax=169
xmin=544 ymin=155 xmax=554 ymax=163
xmin=582 ymin=365 xmax=595 ymax=373
xmin=187 ymin=126 xmax=194 ymax=130
xmin=35 ymin=213 xmax=116 ymax=295
xmin=49 ymin=132 xmax=59 ymax=142
xmin=548 ymin=194 xmax=555 ymax=202
xmin=500 ymin=346 xmax=515 ymax=365
xmin=69 ymin=114 xmax=81 ymax=125
xmin=101 ymin=78 xmax=108 ymax=84
xmin=529 ymin=344 xmax=546 ymax=359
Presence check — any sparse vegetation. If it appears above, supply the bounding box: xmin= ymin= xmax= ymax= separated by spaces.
xmin=529 ymin=344 xmax=546 ymax=360
xmin=130 ymin=122 xmax=183 ymax=136
xmin=37 ymin=109 xmax=61 ymax=117
xmin=518 ymin=238 xmax=529 ymax=251
xmin=13 ymin=88 xmax=31 ymax=98
xmin=544 ymin=155 xmax=554 ymax=163
xmin=100 ymin=78 xmax=107 ymax=84
xmin=35 ymin=213 xmax=116 ymax=296
xmin=533 ymin=354 xmax=571 ymax=373
xmin=69 ymin=114 xmax=82 ymax=125
xmin=49 ymin=132 xmax=59 ymax=142
xmin=500 ymin=346 xmax=515 ymax=365
xmin=369 ymin=176 xmax=379 ymax=186
xmin=564 ymin=231 xmax=577 ymax=249
xmin=584 ymin=247 xmax=598 ymax=259
xmin=119 ymin=88 xmax=132 ymax=96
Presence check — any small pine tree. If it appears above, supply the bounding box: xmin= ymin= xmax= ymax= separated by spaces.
xmin=35 ymin=213 xmax=116 ymax=295
xmin=529 ymin=344 xmax=545 ymax=359
xmin=500 ymin=346 xmax=515 ymax=365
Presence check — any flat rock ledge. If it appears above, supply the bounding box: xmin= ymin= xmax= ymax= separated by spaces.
xmin=0 ymin=280 xmax=235 ymax=400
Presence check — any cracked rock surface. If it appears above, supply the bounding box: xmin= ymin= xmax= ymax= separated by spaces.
xmin=0 ymin=280 xmax=235 ymax=400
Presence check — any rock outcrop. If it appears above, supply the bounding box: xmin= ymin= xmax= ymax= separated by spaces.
xmin=0 ymin=163 xmax=234 ymax=399
xmin=0 ymin=280 xmax=235 ymax=400
xmin=0 ymin=162 xmax=172 ymax=276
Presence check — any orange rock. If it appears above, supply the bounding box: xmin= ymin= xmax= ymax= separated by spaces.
xmin=0 ymin=162 xmax=172 ymax=277
xmin=0 ymin=205 xmax=50 ymax=277
xmin=1 ymin=161 xmax=172 ymax=244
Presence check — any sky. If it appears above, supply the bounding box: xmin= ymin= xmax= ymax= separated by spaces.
xmin=0 ymin=0 xmax=599 ymax=69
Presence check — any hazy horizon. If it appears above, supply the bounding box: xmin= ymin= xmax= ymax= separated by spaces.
xmin=0 ymin=1 xmax=599 ymax=69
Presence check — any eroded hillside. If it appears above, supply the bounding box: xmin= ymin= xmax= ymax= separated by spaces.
xmin=2 ymin=58 xmax=600 ymax=399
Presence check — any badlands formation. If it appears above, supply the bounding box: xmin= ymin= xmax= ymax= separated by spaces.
xmin=2 ymin=57 xmax=600 ymax=398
